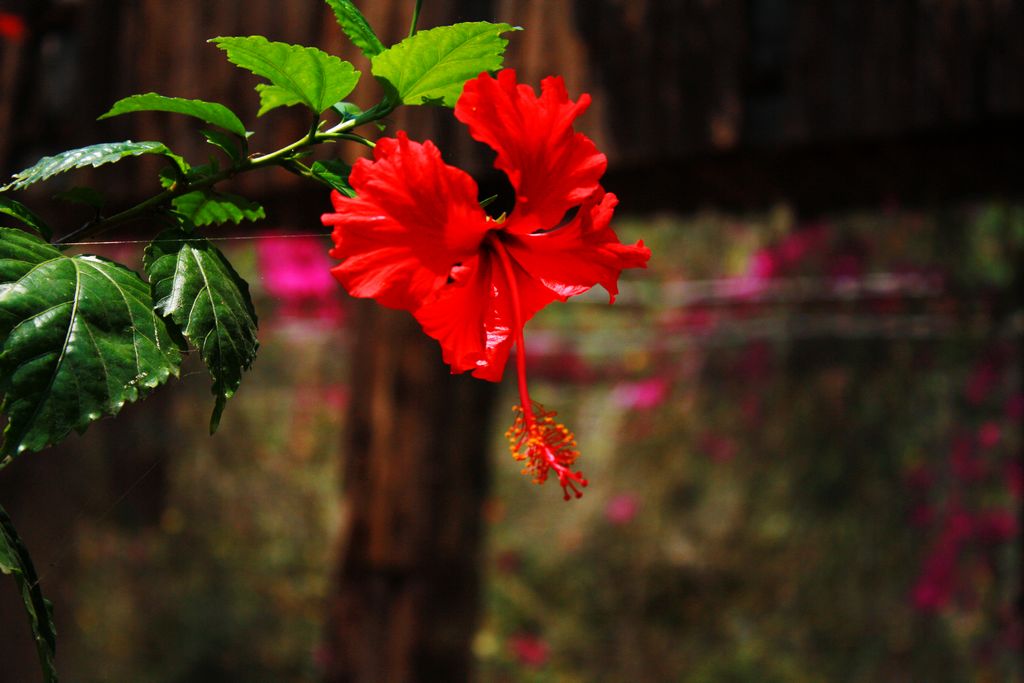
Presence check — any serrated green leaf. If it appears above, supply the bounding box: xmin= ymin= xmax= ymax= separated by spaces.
xmin=54 ymin=187 xmax=106 ymax=210
xmin=99 ymin=93 xmax=247 ymax=137
xmin=3 ymin=141 xmax=181 ymax=192
xmin=172 ymin=190 xmax=266 ymax=227
xmin=311 ymin=159 xmax=355 ymax=197
xmin=201 ymin=129 xmax=244 ymax=162
xmin=324 ymin=0 xmax=385 ymax=57
xmin=0 ymin=228 xmax=182 ymax=458
xmin=211 ymin=36 xmax=361 ymax=116
xmin=0 ymin=197 xmax=51 ymax=240
xmin=371 ymin=22 xmax=519 ymax=107
xmin=145 ymin=229 xmax=258 ymax=432
xmin=0 ymin=505 xmax=58 ymax=683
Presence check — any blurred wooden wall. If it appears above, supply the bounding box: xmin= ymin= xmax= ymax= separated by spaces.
xmin=4 ymin=0 xmax=1023 ymax=212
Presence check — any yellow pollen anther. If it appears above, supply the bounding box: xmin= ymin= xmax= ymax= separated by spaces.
xmin=505 ymin=402 xmax=587 ymax=500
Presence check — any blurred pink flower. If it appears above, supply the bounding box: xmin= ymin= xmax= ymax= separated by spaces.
xmin=611 ymin=378 xmax=669 ymax=410
xmin=912 ymin=543 xmax=958 ymax=612
xmin=257 ymin=234 xmax=343 ymax=322
xmin=912 ymin=578 xmax=952 ymax=612
xmin=749 ymin=248 xmax=780 ymax=279
xmin=507 ymin=633 xmax=549 ymax=668
xmin=977 ymin=422 xmax=1001 ymax=450
xmin=974 ymin=509 xmax=1018 ymax=544
xmin=778 ymin=223 xmax=827 ymax=269
xmin=605 ymin=493 xmax=640 ymax=525
xmin=733 ymin=248 xmax=778 ymax=299
xmin=945 ymin=508 xmax=974 ymax=542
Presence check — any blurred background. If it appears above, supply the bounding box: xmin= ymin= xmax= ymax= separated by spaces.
xmin=1 ymin=1 xmax=1022 ymax=682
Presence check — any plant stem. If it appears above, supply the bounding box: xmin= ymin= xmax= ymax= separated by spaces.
xmin=409 ymin=0 xmax=424 ymax=36
xmin=57 ymin=111 xmax=386 ymax=245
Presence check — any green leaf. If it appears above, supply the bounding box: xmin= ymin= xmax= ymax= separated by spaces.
xmin=311 ymin=159 xmax=355 ymax=197
xmin=0 ymin=505 xmax=58 ymax=683
xmin=3 ymin=141 xmax=182 ymax=192
xmin=324 ymin=0 xmax=385 ymax=57
xmin=201 ymin=129 xmax=244 ymax=162
xmin=145 ymin=228 xmax=259 ymax=432
xmin=99 ymin=93 xmax=247 ymax=137
xmin=331 ymin=101 xmax=364 ymax=122
xmin=211 ymin=36 xmax=361 ymax=116
xmin=172 ymin=190 xmax=266 ymax=227
xmin=0 ymin=197 xmax=51 ymax=240
xmin=0 ymin=228 xmax=182 ymax=458
xmin=371 ymin=22 xmax=519 ymax=107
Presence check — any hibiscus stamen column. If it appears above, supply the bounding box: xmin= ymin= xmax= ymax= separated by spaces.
xmin=488 ymin=234 xmax=588 ymax=500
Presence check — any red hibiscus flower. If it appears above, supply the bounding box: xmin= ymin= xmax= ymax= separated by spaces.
xmin=323 ymin=69 xmax=650 ymax=499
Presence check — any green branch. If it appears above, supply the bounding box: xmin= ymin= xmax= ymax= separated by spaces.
xmin=56 ymin=111 xmax=384 ymax=245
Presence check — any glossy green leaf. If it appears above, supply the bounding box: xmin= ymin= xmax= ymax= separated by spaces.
xmin=211 ymin=36 xmax=361 ymax=116
xmin=324 ymin=0 xmax=385 ymax=57
xmin=0 ymin=228 xmax=182 ymax=458
xmin=99 ymin=93 xmax=247 ymax=137
xmin=371 ymin=22 xmax=519 ymax=107
xmin=0 ymin=197 xmax=51 ymax=240
xmin=311 ymin=159 xmax=355 ymax=197
xmin=172 ymin=190 xmax=266 ymax=226
xmin=145 ymin=228 xmax=259 ymax=432
xmin=2 ymin=141 xmax=182 ymax=192
xmin=0 ymin=505 xmax=58 ymax=683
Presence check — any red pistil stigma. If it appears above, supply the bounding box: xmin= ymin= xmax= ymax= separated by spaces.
xmin=505 ymin=402 xmax=587 ymax=501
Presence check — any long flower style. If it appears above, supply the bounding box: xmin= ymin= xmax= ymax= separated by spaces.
xmin=323 ymin=69 xmax=650 ymax=499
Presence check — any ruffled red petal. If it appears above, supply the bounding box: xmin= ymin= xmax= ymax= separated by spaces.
xmin=455 ymin=70 xmax=607 ymax=235
xmin=505 ymin=191 xmax=650 ymax=303
xmin=413 ymin=246 xmax=560 ymax=381
xmin=323 ymin=132 xmax=490 ymax=311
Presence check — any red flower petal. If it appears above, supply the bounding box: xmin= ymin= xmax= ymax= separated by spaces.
xmin=323 ymin=133 xmax=490 ymax=311
xmin=505 ymin=191 xmax=650 ymax=303
xmin=413 ymin=248 xmax=559 ymax=381
xmin=455 ymin=70 xmax=607 ymax=234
